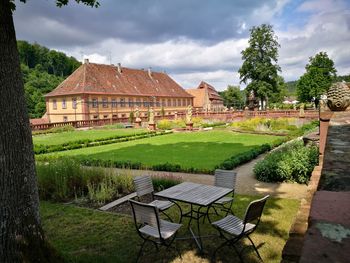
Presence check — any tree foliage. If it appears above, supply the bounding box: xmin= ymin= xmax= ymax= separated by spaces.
xmin=219 ymin=85 xmax=245 ymax=108
xmin=296 ymin=52 xmax=337 ymax=105
xmin=239 ymin=24 xmax=281 ymax=108
xmin=17 ymin=40 xmax=80 ymax=118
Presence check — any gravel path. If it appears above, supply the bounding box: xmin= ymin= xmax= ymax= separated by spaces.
xmin=115 ymin=153 xmax=307 ymax=200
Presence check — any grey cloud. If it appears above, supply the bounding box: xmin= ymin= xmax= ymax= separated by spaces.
xmin=13 ymin=0 xmax=279 ymax=48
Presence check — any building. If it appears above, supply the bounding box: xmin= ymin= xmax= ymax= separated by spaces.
xmin=45 ymin=59 xmax=193 ymax=123
xmin=186 ymin=81 xmax=224 ymax=111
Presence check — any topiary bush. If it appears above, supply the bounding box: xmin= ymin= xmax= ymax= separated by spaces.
xmin=254 ymin=140 xmax=319 ymax=184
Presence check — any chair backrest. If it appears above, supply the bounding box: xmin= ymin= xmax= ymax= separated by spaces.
xmin=243 ymin=195 xmax=269 ymax=225
xmin=133 ymin=175 xmax=154 ymax=197
xmin=215 ymin=169 xmax=237 ymax=190
xmin=129 ymin=199 xmax=160 ymax=229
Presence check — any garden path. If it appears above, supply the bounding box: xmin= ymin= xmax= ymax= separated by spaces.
xmin=115 ymin=153 xmax=308 ymax=200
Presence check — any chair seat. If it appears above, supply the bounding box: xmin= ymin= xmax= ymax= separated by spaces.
xmin=212 ymin=214 xmax=255 ymax=236
xmin=214 ymin=196 xmax=233 ymax=204
xmin=149 ymin=200 xmax=174 ymax=211
xmin=139 ymin=220 xmax=182 ymax=239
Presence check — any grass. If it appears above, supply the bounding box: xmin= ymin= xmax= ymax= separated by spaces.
xmin=41 ymin=195 xmax=299 ymax=262
xmin=40 ymin=131 xmax=282 ymax=171
xmin=33 ymin=128 xmax=146 ymax=146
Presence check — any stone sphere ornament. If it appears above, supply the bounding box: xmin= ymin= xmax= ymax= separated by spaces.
xmin=326 ymin=82 xmax=350 ymax=111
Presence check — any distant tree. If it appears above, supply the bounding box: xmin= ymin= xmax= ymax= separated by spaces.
xmin=296 ymin=52 xmax=337 ymax=107
xmin=239 ymin=24 xmax=281 ymax=109
xmin=220 ymin=85 xmax=245 ymax=108
xmin=0 ymin=0 xmax=99 ymax=262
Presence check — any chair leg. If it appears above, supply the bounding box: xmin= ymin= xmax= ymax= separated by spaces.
xmin=161 ymin=210 xmax=173 ymax=222
xmin=136 ymin=239 xmax=147 ymax=263
xmin=212 ymin=239 xmax=230 ymax=262
xmin=229 ymin=241 xmax=244 ymax=263
xmin=247 ymin=235 xmax=263 ymax=262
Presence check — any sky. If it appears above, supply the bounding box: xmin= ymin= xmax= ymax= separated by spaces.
xmin=13 ymin=0 xmax=350 ymax=91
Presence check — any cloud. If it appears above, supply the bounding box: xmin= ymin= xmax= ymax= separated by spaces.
xmin=13 ymin=0 xmax=350 ymax=91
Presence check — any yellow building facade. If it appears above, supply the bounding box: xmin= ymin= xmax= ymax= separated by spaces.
xmin=45 ymin=60 xmax=193 ymax=123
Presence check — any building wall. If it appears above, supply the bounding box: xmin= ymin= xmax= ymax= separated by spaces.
xmin=47 ymin=95 xmax=193 ymax=123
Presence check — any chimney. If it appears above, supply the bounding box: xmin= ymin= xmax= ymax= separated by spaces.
xmin=148 ymin=67 xmax=152 ymax=78
xmin=84 ymin=58 xmax=89 ymax=64
xmin=117 ymin=63 xmax=122 ymax=74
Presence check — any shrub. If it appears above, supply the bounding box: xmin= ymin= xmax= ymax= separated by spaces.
xmin=254 ymin=140 xmax=319 ymax=183
xmin=36 ymin=158 xmax=89 ymax=201
xmin=152 ymin=174 xmax=183 ymax=191
xmin=157 ymin=119 xmax=172 ymax=130
xmin=215 ymin=138 xmax=286 ymax=171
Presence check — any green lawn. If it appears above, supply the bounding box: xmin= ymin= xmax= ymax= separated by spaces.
xmin=41 ymin=131 xmax=282 ymax=171
xmin=41 ymin=195 xmax=299 ymax=263
xmin=33 ymin=128 xmax=146 ymax=146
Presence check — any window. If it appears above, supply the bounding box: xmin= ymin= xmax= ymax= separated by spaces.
xmin=62 ymin=99 xmax=67 ymax=109
xmin=168 ymin=99 xmax=171 ymax=107
xmin=112 ymin=114 xmax=117 ymax=118
xmin=72 ymin=98 xmax=77 ymax=109
xmin=93 ymin=115 xmax=98 ymax=119
xmin=178 ymin=99 xmax=181 ymax=107
xmin=53 ymin=100 xmax=57 ymax=110
xmin=92 ymin=98 xmax=98 ymax=108
xmin=143 ymin=99 xmax=149 ymax=108
xmin=120 ymin=98 xmax=125 ymax=107
xmin=103 ymin=115 xmax=108 ymax=119
xmin=63 ymin=116 xmax=68 ymax=122
xmin=102 ymin=98 xmax=108 ymax=108
xmin=156 ymin=98 xmax=160 ymax=107
xmin=162 ymin=99 xmax=166 ymax=107
xmin=136 ymin=98 xmax=141 ymax=107
xmin=111 ymin=99 xmax=117 ymax=108
xmin=173 ymin=99 xmax=176 ymax=107
xmin=128 ymin=98 xmax=133 ymax=108
xmin=182 ymin=99 xmax=186 ymax=107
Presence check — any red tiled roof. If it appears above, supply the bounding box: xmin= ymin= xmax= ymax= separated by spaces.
xmin=30 ymin=118 xmax=49 ymax=125
xmin=197 ymin=81 xmax=223 ymax=101
xmin=45 ymin=62 xmax=193 ymax=98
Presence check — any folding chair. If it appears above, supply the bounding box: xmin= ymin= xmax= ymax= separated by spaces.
xmin=129 ymin=199 xmax=182 ymax=262
xmin=133 ymin=175 xmax=175 ymax=221
xmin=213 ymin=169 xmax=237 ymax=216
xmin=211 ymin=195 xmax=269 ymax=262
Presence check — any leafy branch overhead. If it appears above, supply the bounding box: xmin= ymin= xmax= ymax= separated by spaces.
xmin=11 ymin=0 xmax=99 ymax=10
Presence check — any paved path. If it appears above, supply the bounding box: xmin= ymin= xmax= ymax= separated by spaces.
xmin=115 ymin=153 xmax=308 ymax=200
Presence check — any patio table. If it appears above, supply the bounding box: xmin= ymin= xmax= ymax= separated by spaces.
xmin=155 ymin=182 xmax=232 ymax=252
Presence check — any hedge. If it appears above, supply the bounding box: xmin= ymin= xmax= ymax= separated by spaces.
xmin=34 ymin=131 xmax=172 ymax=154
xmin=253 ymin=140 xmax=319 ymax=183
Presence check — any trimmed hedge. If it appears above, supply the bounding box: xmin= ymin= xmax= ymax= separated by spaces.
xmin=215 ymin=137 xmax=287 ymax=170
xmin=34 ymin=131 xmax=172 ymax=154
xmin=253 ymin=140 xmax=319 ymax=183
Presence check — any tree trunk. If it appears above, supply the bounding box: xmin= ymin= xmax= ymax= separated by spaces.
xmin=0 ymin=1 xmax=60 ymax=262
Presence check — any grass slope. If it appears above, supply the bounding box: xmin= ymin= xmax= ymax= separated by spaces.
xmin=33 ymin=128 xmax=146 ymax=146
xmin=41 ymin=131 xmax=282 ymax=171
xmin=41 ymin=195 xmax=299 ymax=262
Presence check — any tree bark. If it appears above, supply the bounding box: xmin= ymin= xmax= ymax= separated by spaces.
xmin=0 ymin=1 xmax=60 ymax=262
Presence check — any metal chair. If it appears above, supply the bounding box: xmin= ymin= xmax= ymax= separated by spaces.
xmin=133 ymin=175 xmax=174 ymax=221
xmin=211 ymin=195 xmax=269 ymax=262
xmin=213 ymin=169 xmax=237 ymax=216
xmin=129 ymin=199 xmax=182 ymax=262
